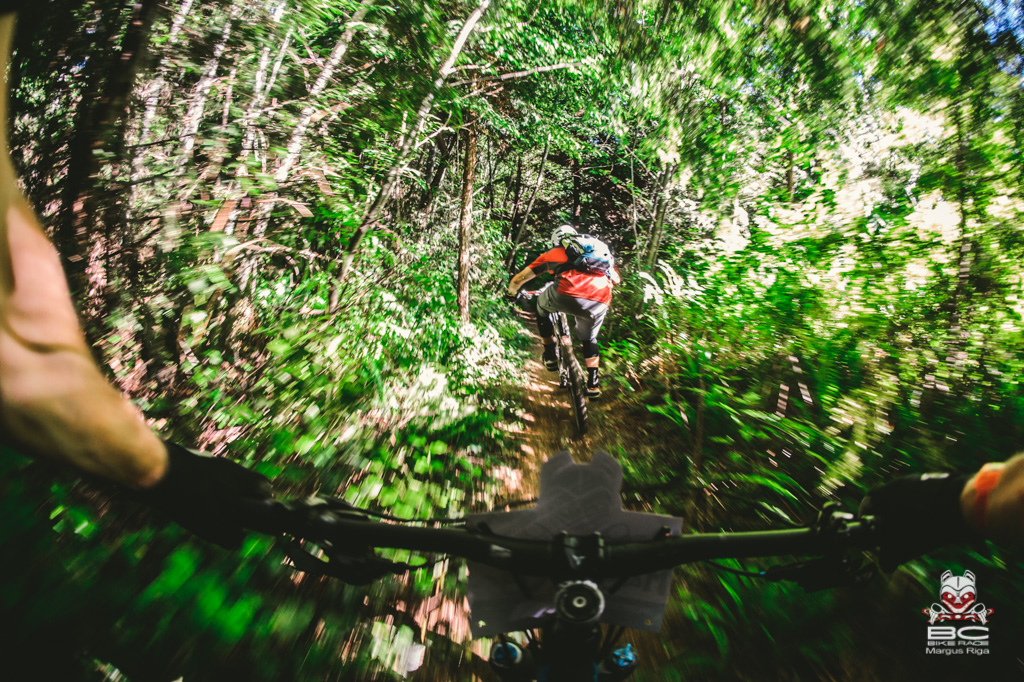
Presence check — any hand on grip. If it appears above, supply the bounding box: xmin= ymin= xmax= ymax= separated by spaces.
xmin=142 ymin=441 xmax=274 ymax=549
xmin=858 ymin=473 xmax=971 ymax=571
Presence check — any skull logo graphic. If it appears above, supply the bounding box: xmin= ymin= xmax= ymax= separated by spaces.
xmin=923 ymin=570 xmax=994 ymax=624
xmin=940 ymin=570 xmax=976 ymax=615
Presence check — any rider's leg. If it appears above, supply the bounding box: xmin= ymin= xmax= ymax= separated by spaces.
xmin=535 ymin=312 xmax=555 ymax=343
xmin=571 ymin=303 xmax=607 ymax=397
xmin=537 ymin=316 xmax=557 ymax=370
xmin=534 ymin=284 xmax=560 ymax=370
xmin=580 ymin=338 xmax=601 ymax=396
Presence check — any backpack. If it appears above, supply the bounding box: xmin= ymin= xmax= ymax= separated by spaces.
xmin=555 ymin=233 xmax=614 ymax=276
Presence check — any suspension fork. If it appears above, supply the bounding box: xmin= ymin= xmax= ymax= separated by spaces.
xmin=551 ymin=312 xmax=568 ymax=388
xmin=489 ymin=572 xmax=636 ymax=682
xmin=490 ymin=622 xmax=638 ymax=682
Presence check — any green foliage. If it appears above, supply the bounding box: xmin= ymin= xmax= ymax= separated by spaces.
xmin=4 ymin=0 xmax=1024 ymax=679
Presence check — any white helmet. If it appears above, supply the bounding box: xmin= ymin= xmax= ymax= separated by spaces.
xmin=551 ymin=224 xmax=577 ymax=246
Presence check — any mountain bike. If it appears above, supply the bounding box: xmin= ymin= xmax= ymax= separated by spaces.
xmin=514 ymin=289 xmax=588 ymax=436
xmin=240 ymin=450 xmax=882 ymax=681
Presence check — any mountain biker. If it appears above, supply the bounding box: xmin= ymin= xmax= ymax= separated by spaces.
xmin=507 ymin=224 xmax=620 ymax=398
xmin=0 ymin=7 xmax=272 ymax=548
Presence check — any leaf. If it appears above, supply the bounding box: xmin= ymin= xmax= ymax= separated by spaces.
xmin=714 ymin=472 xmax=801 ymax=502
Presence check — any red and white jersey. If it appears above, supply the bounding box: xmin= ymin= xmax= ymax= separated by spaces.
xmin=528 ymin=247 xmax=619 ymax=305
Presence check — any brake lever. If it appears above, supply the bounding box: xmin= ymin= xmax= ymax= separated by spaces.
xmin=760 ymin=503 xmax=878 ymax=591
xmin=272 ymin=496 xmax=417 ymax=584
xmin=761 ymin=555 xmax=876 ymax=591
xmin=238 ymin=496 xmax=368 ymax=537
xmin=280 ymin=537 xmax=410 ymax=584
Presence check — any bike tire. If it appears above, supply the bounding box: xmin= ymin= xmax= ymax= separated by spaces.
xmin=565 ymin=346 xmax=588 ymax=435
xmin=552 ymin=312 xmax=587 ymax=435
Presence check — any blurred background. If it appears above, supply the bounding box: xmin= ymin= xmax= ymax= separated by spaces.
xmin=1 ymin=0 xmax=1023 ymax=679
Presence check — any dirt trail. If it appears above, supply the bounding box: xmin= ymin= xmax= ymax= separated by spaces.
xmin=474 ymin=312 xmax=670 ymax=676
xmin=497 ymin=309 xmax=632 ymax=496
xmin=340 ymin=315 xmax=675 ymax=680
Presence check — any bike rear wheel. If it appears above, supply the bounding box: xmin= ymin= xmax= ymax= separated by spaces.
xmin=553 ymin=312 xmax=587 ymax=435
xmin=565 ymin=347 xmax=587 ymax=435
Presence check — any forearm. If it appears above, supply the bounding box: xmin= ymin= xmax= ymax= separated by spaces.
xmin=960 ymin=453 xmax=1024 ymax=543
xmin=0 ymin=335 xmax=167 ymax=487
xmin=507 ymin=266 xmax=536 ymax=294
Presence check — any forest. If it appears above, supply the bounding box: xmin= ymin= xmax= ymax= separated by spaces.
xmin=1 ymin=0 xmax=1023 ymax=680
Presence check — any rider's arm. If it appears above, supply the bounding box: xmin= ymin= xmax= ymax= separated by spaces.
xmin=609 ymin=266 xmax=621 ymax=285
xmin=960 ymin=453 xmax=1024 ymax=544
xmin=507 ymin=266 xmax=536 ymax=296
xmin=0 ymin=12 xmax=167 ymax=489
xmin=509 ymin=247 xmax=570 ymax=296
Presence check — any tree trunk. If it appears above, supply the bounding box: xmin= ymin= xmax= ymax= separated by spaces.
xmin=420 ymin=141 xmax=437 ymax=201
xmin=417 ymin=131 xmax=456 ymax=214
xmin=506 ymin=154 xmax=524 ymax=232
xmin=274 ymin=0 xmax=373 ymax=184
xmin=644 ymin=166 xmax=673 ymax=270
xmin=134 ymin=0 xmax=194 ymax=168
xmin=571 ymin=156 xmax=581 ymax=219
xmin=486 ymin=136 xmax=495 ymax=218
xmin=228 ymin=26 xmax=292 ymax=226
xmin=197 ymin=22 xmax=295 ymax=343
xmin=629 ymin=155 xmax=639 ymax=242
xmin=243 ymin=29 xmax=292 ymax=173
xmin=786 ymin=150 xmax=795 ymax=204
xmin=229 ymin=0 xmax=370 ymax=319
xmin=340 ymin=0 xmax=491 ymax=281
xmin=56 ymin=0 xmax=163 ymax=293
xmin=456 ymin=120 xmax=477 ymax=321
xmin=945 ymin=97 xmax=973 ymax=372
xmin=181 ymin=4 xmax=241 ymax=158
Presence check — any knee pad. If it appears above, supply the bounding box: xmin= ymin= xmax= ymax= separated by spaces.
xmin=582 ymin=340 xmax=599 ymax=358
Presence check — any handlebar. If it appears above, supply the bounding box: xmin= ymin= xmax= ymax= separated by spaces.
xmin=239 ymin=496 xmax=879 ymax=586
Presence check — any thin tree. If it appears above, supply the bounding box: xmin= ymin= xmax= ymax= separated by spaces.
xmin=643 ymin=166 xmax=674 ymax=271
xmin=340 ymin=0 xmax=492 ymax=281
xmin=274 ymin=0 xmax=374 ymax=184
xmin=505 ymin=134 xmax=549 ymax=270
xmin=456 ymin=117 xmax=477 ymax=320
